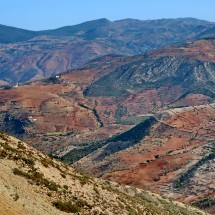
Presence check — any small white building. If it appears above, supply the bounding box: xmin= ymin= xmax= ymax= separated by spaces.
xmin=13 ymin=83 xmax=19 ymax=88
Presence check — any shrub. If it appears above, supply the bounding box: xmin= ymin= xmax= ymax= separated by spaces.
xmin=13 ymin=168 xmax=26 ymax=176
xmin=93 ymin=186 xmax=100 ymax=195
xmin=3 ymin=85 xmax=12 ymax=90
xmin=17 ymin=142 xmax=26 ymax=150
xmin=193 ymin=196 xmax=215 ymax=209
xmin=52 ymin=200 xmax=81 ymax=213
xmin=45 ymin=181 xmax=60 ymax=192
xmin=63 ymin=185 xmax=69 ymax=190
xmin=0 ymin=142 xmax=17 ymax=153
xmin=125 ymin=205 xmax=136 ymax=215
xmin=45 ymin=76 xmax=61 ymax=84
xmin=22 ymin=157 xmax=35 ymax=167
xmin=13 ymin=193 xmax=20 ymax=201
xmin=61 ymin=173 xmax=66 ymax=178
xmin=0 ymin=149 xmax=7 ymax=158
xmin=41 ymin=158 xmax=49 ymax=168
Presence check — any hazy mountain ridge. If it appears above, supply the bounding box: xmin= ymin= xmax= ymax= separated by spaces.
xmin=0 ymin=18 xmax=111 ymax=43
xmin=0 ymin=18 xmax=212 ymax=43
xmin=0 ymin=18 xmax=214 ymax=85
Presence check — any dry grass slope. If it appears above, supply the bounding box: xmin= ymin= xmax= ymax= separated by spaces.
xmin=0 ymin=132 xmax=208 ymax=215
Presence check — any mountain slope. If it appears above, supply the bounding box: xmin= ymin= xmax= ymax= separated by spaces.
xmin=86 ymin=39 xmax=215 ymax=98
xmin=0 ymin=39 xmax=215 ymax=155
xmin=0 ymin=19 xmax=111 ymax=43
xmin=0 ymin=132 xmax=207 ymax=215
xmin=0 ymin=18 xmax=214 ymax=84
xmin=41 ymin=18 xmax=111 ymax=36
xmin=198 ymin=26 xmax=215 ymax=39
xmin=1 ymin=18 xmax=212 ymax=43
xmin=74 ymin=104 xmax=215 ymax=214
xmin=0 ymin=24 xmax=38 ymax=43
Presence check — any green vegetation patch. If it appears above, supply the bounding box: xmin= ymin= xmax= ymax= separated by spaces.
xmin=193 ymin=196 xmax=215 ymax=209
xmin=52 ymin=200 xmax=81 ymax=213
xmin=62 ymin=116 xmax=157 ymax=164
xmin=61 ymin=141 xmax=107 ymax=164
xmin=13 ymin=168 xmax=61 ymax=191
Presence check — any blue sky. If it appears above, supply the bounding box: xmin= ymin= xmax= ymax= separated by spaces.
xmin=1 ymin=0 xmax=215 ymax=30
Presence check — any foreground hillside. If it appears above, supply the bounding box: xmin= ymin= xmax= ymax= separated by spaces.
xmin=0 ymin=18 xmax=213 ymax=84
xmin=0 ymin=132 xmax=207 ymax=215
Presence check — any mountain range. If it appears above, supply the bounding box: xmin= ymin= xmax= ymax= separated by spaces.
xmin=1 ymin=18 xmax=215 ymax=214
xmin=0 ymin=18 xmax=214 ymax=85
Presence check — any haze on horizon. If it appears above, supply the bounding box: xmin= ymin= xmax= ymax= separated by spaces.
xmin=1 ymin=0 xmax=215 ymax=30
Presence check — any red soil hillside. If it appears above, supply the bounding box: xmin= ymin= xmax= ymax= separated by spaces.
xmin=0 ymin=39 xmax=215 ymax=157
xmin=75 ymin=104 xmax=215 ymax=214
xmin=151 ymin=39 xmax=215 ymax=62
xmin=0 ymin=55 xmax=133 ymax=154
